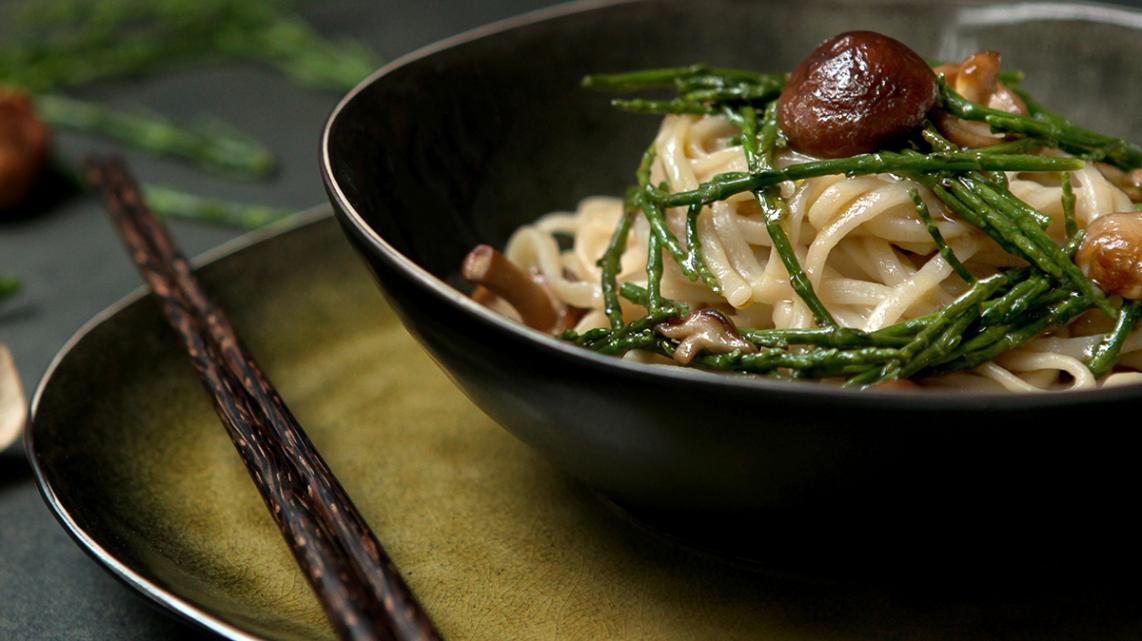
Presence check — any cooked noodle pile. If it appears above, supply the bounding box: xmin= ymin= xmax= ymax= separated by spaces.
xmin=503 ymin=113 xmax=1140 ymax=391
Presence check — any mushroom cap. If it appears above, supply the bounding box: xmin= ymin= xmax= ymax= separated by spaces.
xmin=778 ymin=31 xmax=937 ymax=158
xmin=1076 ymin=212 xmax=1142 ymax=300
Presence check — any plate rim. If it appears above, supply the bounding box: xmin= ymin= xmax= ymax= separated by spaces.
xmin=25 ymin=205 xmax=334 ymax=641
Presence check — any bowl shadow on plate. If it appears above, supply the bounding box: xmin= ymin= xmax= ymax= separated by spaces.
xmin=575 ymin=479 xmax=1142 ymax=640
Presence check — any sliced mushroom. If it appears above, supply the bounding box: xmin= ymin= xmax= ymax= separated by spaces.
xmin=0 ymin=88 xmax=51 ymax=211
xmin=933 ymin=51 xmax=1028 ymax=148
xmin=656 ymin=309 xmax=755 ymax=365
xmin=461 ymin=244 xmax=563 ymax=332
xmin=952 ymin=51 xmax=1001 ymax=105
xmin=1074 ymin=212 xmax=1142 ymax=300
xmin=1095 ymin=163 xmax=1142 ymax=203
xmin=872 ymin=378 xmax=920 ymax=391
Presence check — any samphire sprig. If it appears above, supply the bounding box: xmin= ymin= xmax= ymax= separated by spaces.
xmin=0 ymin=275 xmax=20 ymax=302
xmin=35 ymin=94 xmax=276 ymax=178
xmin=1 ymin=0 xmax=380 ymax=93
xmin=582 ymin=65 xmax=786 ymax=116
xmin=567 ymin=61 xmax=1138 ymax=387
xmin=936 ymin=77 xmax=1142 ymax=170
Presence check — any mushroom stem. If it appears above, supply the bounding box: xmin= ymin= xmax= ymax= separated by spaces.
xmin=462 ymin=244 xmax=561 ymax=331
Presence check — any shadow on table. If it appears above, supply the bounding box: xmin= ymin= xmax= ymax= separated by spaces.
xmin=0 ymin=446 xmax=33 ymax=488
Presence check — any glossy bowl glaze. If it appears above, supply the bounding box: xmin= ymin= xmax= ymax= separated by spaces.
xmin=323 ymin=0 xmax=1142 ymax=552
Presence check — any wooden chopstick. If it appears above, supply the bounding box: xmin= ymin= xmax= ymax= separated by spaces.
xmin=84 ymin=157 xmax=444 ymax=641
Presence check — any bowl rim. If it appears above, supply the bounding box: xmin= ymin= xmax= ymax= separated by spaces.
xmin=321 ymin=0 xmax=1142 ymax=411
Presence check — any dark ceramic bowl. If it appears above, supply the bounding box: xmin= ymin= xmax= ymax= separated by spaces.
xmin=324 ymin=0 xmax=1142 ymax=563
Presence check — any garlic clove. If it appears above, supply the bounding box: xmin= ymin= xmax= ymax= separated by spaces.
xmin=0 ymin=343 xmax=27 ymax=451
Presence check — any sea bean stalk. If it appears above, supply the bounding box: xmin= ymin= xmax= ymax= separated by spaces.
xmin=36 ymin=94 xmax=275 ymax=178
xmin=0 ymin=275 xmax=19 ymax=302
xmin=562 ymin=62 xmax=1141 ymax=386
xmin=936 ymin=78 xmax=1142 ymax=170
xmin=0 ymin=0 xmax=392 ymax=231
xmin=0 ymin=0 xmax=380 ymax=93
xmin=141 ymin=185 xmax=293 ymax=230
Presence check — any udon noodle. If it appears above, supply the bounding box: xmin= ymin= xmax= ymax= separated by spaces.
xmin=503 ymin=116 xmax=1139 ymax=391
xmin=465 ymin=33 xmax=1142 ymax=391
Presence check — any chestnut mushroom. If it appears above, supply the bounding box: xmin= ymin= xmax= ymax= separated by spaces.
xmin=933 ymin=51 xmax=1028 ymax=148
xmin=656 ymin=308 xmax=754 ymax=365
xmin=1075 ymin=212 xmax=1142 ymax=300
xmin=777 ymin=31 xmax=937 ymax=158
xmin=1095 ymin=163 xmax=1142 ymax=203
xmin=0 ymin=88 xmax=50 ymax=211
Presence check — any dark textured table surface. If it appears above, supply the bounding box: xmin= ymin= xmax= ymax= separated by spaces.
xmin=1 ymin=0 xmax=1141 ymax=639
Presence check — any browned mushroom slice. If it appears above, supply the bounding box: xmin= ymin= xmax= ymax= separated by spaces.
xmin=1095 ymin=163 xmax=1142 ymax=203
xmin=470 ymin=285 xmax=499 ymax=306
xmin=934 ymin=51 xmax=1028 ymax=148
xmin=872 ymin=378 xmax=920 ymax=391
xmin=1075 ymin=212 xmax=1142 ymax=300
xmin=656 ymin=309 xmax=755 ymax=365
xmin=462 ymin=244 xmax=561 ymax=331
xmin=952 ymin=51 xmax=1001 ymax=104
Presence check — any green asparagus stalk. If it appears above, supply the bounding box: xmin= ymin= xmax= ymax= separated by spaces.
xmin=644 ymin=231 xmax=664 ymax=314
xmin=617 ymin=282 xmax=687 ymax=315
xmin=587 ymin=307 xmax=684 ymax=354
xmin=713 ymin=345 xmax=899 ymax=378
xmin=937 ymin=78 xmax=1142 ymax=170
xmin=1060 ymin=172 xmax=1077 ymax=239
xmin=0 ymin=274 xmax=20 ymax=301
xmin=848 ymin=272 xmax=1010 ymax=386
xmin=36 ymin=94 xmax=276 ymax=178
xmin=217 ymin=12 xmax=380 ymax=92
xmin=950 ymin=175 xmax=1113 ymax=316
xmin=740 ymin=326 xmax=911 ymax=349
xmin=1060 ymin=173 xmax=1085 ymax=257
xmin=926 ymin=293 xmax=1094 ymax=376
xmin=598 ymin=195 xmax=637 ymax=330
xmin=736 ymin=102 xmax=836 ymax=327
xmin=652 ymin=150 xmax=1082 ymax=209
xmin=1 ymin=0 xmax=381 ymax=93
xmin=631 ymin=144 xmax=709 ymax=286
xmin=919 ymin=127 xmax=1053 ymax=229
xmin=682 ymin=204 xmax=722 ymax=294
xmin=1087 ymin=301 xmax=1142 ymax=378
xmin=910 ymin=187 xmax=974 ymax=283
xmin=610 ymin=98 xmax=715 ymax=116
xmin=142 ymin=185 xmax=293 ymax=230
xmin=979 ymin=272 xmax=1050 ymax=325
xmin=636 ymin=191 xmax=703 ymax=283
xmin=582 ymin=65 xmax=785 ymax=93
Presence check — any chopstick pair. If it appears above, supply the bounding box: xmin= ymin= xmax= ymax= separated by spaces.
xmin=85 ymin=157 xmax=443 ymax=641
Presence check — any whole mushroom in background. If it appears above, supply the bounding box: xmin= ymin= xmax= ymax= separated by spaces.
xmin=0 ymin=88 xmax=50 ymax=212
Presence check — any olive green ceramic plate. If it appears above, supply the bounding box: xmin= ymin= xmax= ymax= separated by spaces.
xmin=28 ymin=212 xmax=1141 ymax=640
